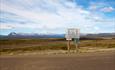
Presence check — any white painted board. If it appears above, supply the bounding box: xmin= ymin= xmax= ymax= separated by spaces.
xmin=65 ymin=28 xmax=80 ymax=40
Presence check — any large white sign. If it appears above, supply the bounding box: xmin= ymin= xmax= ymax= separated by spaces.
xmin=65 ymin=28 xmax=80 ymax=40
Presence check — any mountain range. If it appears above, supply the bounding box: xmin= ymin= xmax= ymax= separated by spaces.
xmin=0 ymin=32 xmax=115 ymax=39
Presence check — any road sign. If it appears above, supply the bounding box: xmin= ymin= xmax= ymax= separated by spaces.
xmin=65 ymin=28 xmax=80 ymax=53
xmin=65 ymin=28 xmax=80 ymax=40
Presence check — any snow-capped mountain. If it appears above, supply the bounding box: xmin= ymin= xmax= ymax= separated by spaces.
xmin=0 ymin=32 xmax=115 ymax=39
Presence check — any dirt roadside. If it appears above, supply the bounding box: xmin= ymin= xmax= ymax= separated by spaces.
xmin=0 ymin=51 xmax=115 ymax=70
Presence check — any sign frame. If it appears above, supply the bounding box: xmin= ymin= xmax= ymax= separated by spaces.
xmin=65 ymin=28 xmax=80 ymax=40
xmin=65 ymin=28 xmax=80 ymax=53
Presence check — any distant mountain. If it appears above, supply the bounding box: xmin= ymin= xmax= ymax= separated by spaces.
xmin=0 ymin=32 xmax=115 ymax=40
xmin=8 ymin=32 xmax=17 ymax=36
xmin=86 ymin=33 xmax=115 ymax=38
xmin=80 ymin=33 xmax=115 ymax=40
xmin=0 ymin=35 xmax=8 ymax=39
xmin=5 ymin=32 xmax=65 ymax=39
xmin=8 ymin=32 xmax=39 ymax=36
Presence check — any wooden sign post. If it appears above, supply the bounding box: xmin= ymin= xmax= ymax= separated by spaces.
xmin=67 ymin=40 xmax=70 ymax=53
xmin=65 ymin=28 xmax=80 ymax=53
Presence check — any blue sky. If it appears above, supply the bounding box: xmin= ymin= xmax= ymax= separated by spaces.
xmin=0 ymin=0 xmax=115 ymax=35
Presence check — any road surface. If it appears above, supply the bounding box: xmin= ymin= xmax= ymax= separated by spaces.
xmin=0 ymin=51 xmax=115 ymax=70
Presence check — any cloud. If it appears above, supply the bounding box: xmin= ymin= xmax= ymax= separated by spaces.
xmin=0 ymin=22 xmax=44 ymax=29
xmin=88 ymin=2 xmax=115 ymax=12
xmin=0 ymin=0 xmax=114 ymax=34
xmin=0 ymin=23 xmax=14 ymax=29
xmin=100 ymin=7 xmax=114 ymax=12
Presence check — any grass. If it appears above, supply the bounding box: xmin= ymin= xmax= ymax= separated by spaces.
xmin=0 ymin=38 xmax=65 ymax=45
xmin=0 ymin=38 xmax=115 ymax=54
xmin=79 ymin=39 xmax=115 ymax=48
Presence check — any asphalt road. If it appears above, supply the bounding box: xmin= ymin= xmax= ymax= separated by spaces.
xmin=0 ymin=51 xmax=115 ymax=70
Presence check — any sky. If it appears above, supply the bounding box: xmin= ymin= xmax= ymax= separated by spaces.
xmin=0 ymin=0 xmax=115 ymax=35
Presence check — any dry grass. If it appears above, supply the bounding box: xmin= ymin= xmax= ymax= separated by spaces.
xmin=0 ymin=38 xmax=115 ymax=55
xmin=79 ymin=39 xmax=115 ymax=48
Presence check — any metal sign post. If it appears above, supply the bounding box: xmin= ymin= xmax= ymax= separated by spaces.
xmin=74 ymin=38 xmax=79 ymax=53
xmin=65 ymin=28 xmax=80 ymax=53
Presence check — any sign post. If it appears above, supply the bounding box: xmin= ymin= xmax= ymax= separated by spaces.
xmin=74 ymin=38 xmax=79 ymax=52
xmin=65 ymin=28 xmax=80 ymax=53
xmin=65 ymin=32 xmax=71 ymax=53
xmin=67 ymin=40 xmax=70 ymax=53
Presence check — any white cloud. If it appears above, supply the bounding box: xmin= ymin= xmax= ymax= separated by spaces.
xmin=0 ymin=0 xmax=114 ymax=33
xmin=88 ymin=2 xmax=104 ymax=10
xmin=0 ymin=22 xmax=44 ymax=29
xmin=88 ymin=2 xmax=115 ymax=12
xmin=100 ymin=7 xmax=114 ymax=12
xmin=0 ymin=24 xmax=13 ymax=29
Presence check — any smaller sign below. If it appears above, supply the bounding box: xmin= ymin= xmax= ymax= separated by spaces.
xmin=66 ymin=37 xmax=72 ymax=40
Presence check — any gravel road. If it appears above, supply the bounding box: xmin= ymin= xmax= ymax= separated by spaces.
xmin=0 ymin=51 xmax=115 ymax=70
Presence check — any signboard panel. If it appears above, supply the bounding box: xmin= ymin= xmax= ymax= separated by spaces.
xmin=65 ymin=28 xmax=80 ymax=40
xmin=65 ymin=28 xmax=80 ymax=53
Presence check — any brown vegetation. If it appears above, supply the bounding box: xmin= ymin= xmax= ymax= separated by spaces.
xmin=0 ymin=38 xmax=115 ymax=53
